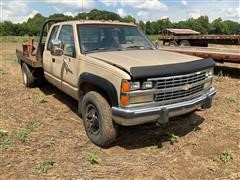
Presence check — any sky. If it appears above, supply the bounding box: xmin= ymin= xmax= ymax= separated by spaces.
xmin=1 ymin=0 xmax=240 ymax=23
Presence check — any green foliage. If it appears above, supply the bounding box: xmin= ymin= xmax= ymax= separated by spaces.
xmin=26 ymin=122 xmax=41 ymax=131
xmin=87 ymin=153 xmax=99 ymax=164
xmin=17 ymin=122 xmax=41 ymax=142
xmin=168 ymin=133 xmax=179 ymax=144
xmin=220 ymin=150 xmax=233 ymax=163
xmin=0 ymin=128 xmax=14 ymax=149
xmin=148 ymin=145 xmax=160 ymax=151
xmin=37 ymin=156 xmax=55 ymax=173
xmin=17 ymin=130 xmax=30 ymax=142
xmin=0 ymin=9 xmax=239 ymax=36
xmin=37 ymin=94 xmax=47 ymax=103
xmin=0 ymin=128 xmax=8 ymax=136
xmin=229 ymin=96 xmax=237 ymax=103
xmin=216 ymin=70 xmax=226 ymax=82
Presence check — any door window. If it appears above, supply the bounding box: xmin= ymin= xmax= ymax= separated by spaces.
xmin=58 ymin=25 xmax=75 ymax=57
xmin=47 ymin=25 xmax=59 ymax=50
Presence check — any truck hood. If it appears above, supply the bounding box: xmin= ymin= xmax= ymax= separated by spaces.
xmin=88 ymin=49 xmax=215 ymax=79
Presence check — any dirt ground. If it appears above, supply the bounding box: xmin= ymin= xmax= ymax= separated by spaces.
xmin=0 ymin=42 xmax=240 ymax=180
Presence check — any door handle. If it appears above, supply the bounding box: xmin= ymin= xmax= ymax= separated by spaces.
xmin=52 ymin=58 xmax=55 ymax=62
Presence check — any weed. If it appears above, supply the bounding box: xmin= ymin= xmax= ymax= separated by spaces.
xmin=0 ymin=128 xmax=14 ymax=149
xmin=207 ymin=166 xmax=215 ymax=172
xmin=48 ymin=137 xmax=55 ymax=145
xmin=0 ymin=68 xmax=7 ymax=75
xmin=149 ymin=145 xmax=159 ymax=151
xmin=0 ymin=136 xmax=14 ymax=149
xmin=17 ymin=130 xmax=30 ymax=142
xmin=37 ymin=156 xmax=55 ymax=173
xmin=87 ymin=153 xmax=99 ymax=164
xmin=168 ymin=133 xmax=179 ymax=144
xmin=220 ymin=150 xmax=233 ymax=163
xmin=141 ymin=176 xmax=148 ymax=180
xmin=216 ymin=70 xmax=225 ymax=82
xmin=0 ymin=128 xmax=8 ymax=137
xmin=229 ymin=96 xmax=237 ymax=103
xmin=236 ymin=108 xmax=240 ymax=113
xmin=26 ymin=122 xmax=40 ymax=131
xmin=37 ymin=94 xmax=47 ymax=103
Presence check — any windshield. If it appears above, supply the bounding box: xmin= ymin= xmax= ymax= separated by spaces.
xmin=77 ymin=24 xmax=155 ymax=53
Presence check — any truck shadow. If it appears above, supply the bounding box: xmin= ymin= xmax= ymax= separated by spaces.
xmin=114 ymin=113 xmax=204 ymax=149
xmin=39 ymin=82 xmax=204 ymax=150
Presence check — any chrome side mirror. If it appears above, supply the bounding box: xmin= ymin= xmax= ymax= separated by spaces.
xmin=51 ymin=39 xmax=63 ymax=56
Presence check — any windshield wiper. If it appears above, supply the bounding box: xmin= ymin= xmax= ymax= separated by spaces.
xmin=84 ymin=47 xmax=123 ymax=53
xmin=125 ymin=45 xmax=144 ymax=49
xmin=124 ymin=45 xmax=155 ymax=50
xmin=84 ymin=47 xmax=107 ymax=53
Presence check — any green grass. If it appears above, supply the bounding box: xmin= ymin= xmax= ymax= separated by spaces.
xmin=148 ymin=145 xmax=160 ymax=151
xmin=168 ymin=133 xmax=179 ymax=144
xmin=36 ymin=156 xmax=55 ymax=173
xmin=147 ymin=34 xmax=158 ymax=42
xmin=17 ymin=122 xmax=40 ymax=142
xmin=36 ymin=94 xmax=47 ymax=103
xmin=17 ymin=130 xmax=30 ymax=142
xmin=0 ymin=128 xmax=14 ymax=149
xmin=87 ymin=153 xmax=99 ymax=164
xmin=26 ymin=122 xmax=41 ymax=131
xmin=0 ymin=36 xmax=39 ymax=43
xmin=220 ymin=150 xmax=233 ymax=163
xmin=216 ymin=70 xmax=227 ymax=82
xmin=229 ymin=96 xmax=237 ymax=103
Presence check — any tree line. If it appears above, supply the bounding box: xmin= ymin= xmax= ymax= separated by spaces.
xmin=0 ymin=9 xmax=239 ymax=36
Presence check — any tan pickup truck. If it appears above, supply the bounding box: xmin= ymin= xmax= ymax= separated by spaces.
xmin=16 ymin=20 xmax=216 ymax=147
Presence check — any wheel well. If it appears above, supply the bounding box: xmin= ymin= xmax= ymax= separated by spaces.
xmin=80 ymin=82 xmax=112 ymax=106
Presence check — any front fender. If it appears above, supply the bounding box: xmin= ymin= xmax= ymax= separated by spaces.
xmin=79 ymin=73 xmax=119 ymax=106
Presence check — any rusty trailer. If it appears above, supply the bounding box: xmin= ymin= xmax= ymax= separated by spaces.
xmin=158 ymin=46 xmax=240 ymax=64
xmin=158 ymin=28 xmax=240 ymax=47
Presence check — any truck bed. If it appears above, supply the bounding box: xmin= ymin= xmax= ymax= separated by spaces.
xmin=16 ymin=48 xmax=43 ymax=68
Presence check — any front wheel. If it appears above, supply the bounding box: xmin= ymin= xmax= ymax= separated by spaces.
xmin=82 ymin=91 xmax=118 ymax=147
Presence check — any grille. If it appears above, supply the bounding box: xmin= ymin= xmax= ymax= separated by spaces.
xmin=155 ymin=84 xmax=204 ymax=101
xmin=152 ymin=71 xmax=208 ymax=102
xmin=156 ymin=71 xmax=206 ymax=89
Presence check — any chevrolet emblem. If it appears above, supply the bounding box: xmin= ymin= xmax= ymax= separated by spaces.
xmin=182 ymin=84 xmax=192 ymax=91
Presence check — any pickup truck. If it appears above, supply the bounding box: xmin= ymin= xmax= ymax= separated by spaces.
xmin=16 ymin=20 xmax=216 ymax=147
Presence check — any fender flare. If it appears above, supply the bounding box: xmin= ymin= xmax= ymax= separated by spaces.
xmin=79 ymin=73 xmax=119 ymax=106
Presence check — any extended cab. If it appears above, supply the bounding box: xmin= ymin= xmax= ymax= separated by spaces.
xmin=16 ymin=20 xmax=216 ymax=147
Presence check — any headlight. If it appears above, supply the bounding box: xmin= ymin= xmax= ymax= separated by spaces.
xmin=130 ymin=82 xmax=140 ymax=91
xmin=206 ymin=68 xmax=214 ymax=78
xmin=142 ymin=81 xmax=153 ymax=89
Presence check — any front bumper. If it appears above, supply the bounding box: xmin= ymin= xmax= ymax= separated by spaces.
xmin=112 ymin=87 xmax=216 ymax=126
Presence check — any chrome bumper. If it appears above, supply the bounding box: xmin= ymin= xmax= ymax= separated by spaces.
xmin=112 ymin=87 xmax=216 ymax=126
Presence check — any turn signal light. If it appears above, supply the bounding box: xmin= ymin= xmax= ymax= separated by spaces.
xmin=121 ymin=81 xmax=130 ymax=93
xmin=120 ymin=95 xmax=129 ymax=106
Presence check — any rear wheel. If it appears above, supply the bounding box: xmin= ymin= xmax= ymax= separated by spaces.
xmin=21 ymin=63 xmax=35 ymax=87
xmin=179 ymin=40 xmax=190 ymax=46
xmin=169 ymin=41 xmax=178 ymax=46
xmin=82 ymin=91 xmax=118 ymax=147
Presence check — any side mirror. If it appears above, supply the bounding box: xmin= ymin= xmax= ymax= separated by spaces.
xmin=51 ymin=39 xmax=64 ymax=56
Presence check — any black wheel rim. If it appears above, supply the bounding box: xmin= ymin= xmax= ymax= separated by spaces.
xmin=85 ymin=104 xmax=100 ymax=135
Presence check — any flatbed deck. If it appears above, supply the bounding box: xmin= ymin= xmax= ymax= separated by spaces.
xmin=158 ymin=46 xmax=240 ymax=63
xmin=16 ymin=48 xmax=43 ymax=68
